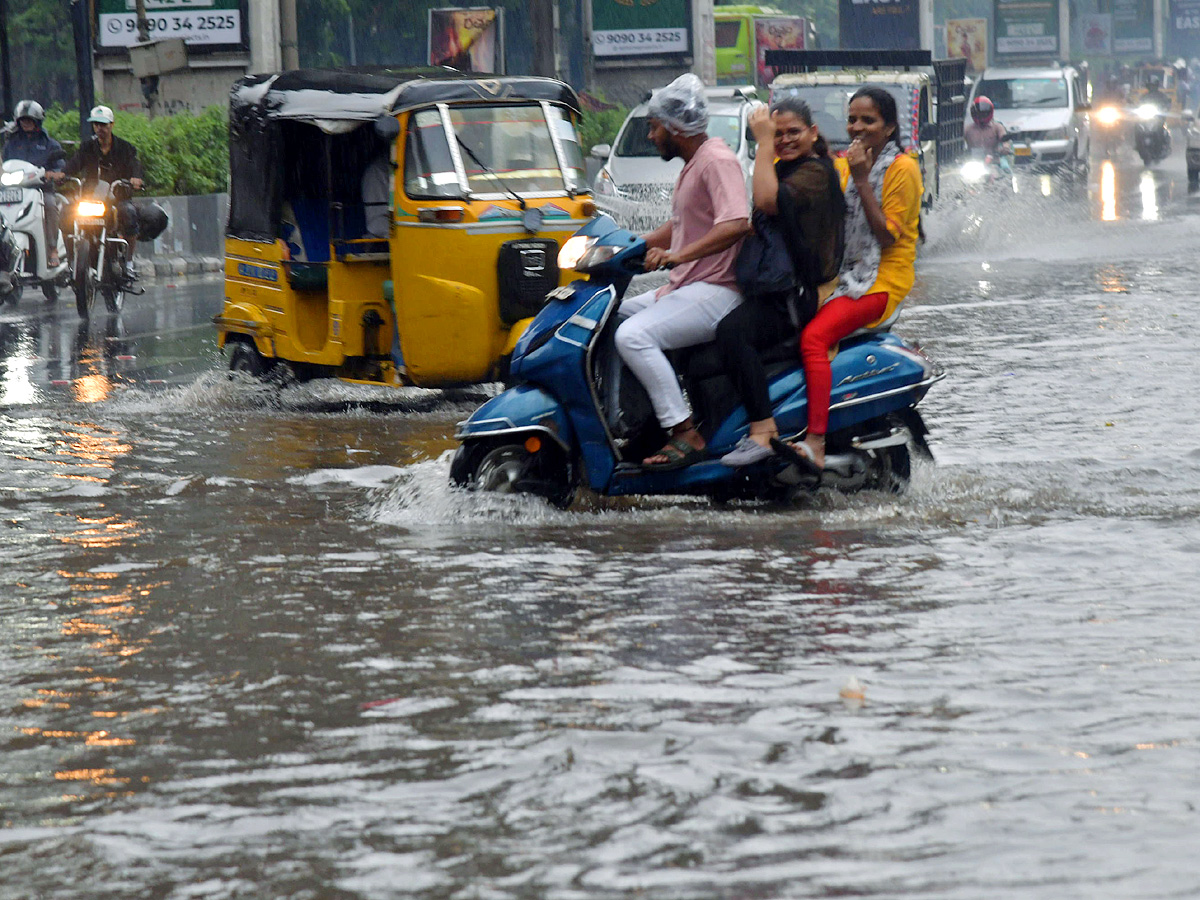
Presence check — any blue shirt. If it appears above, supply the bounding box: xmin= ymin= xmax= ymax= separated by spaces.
xmin=2 ymin=128 xmax=66 ymax=172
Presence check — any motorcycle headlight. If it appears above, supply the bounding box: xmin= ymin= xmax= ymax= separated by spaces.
xmin=0 ymin=171 xmax=24 ymax=186
xmin=558 ymin=235 xmax=595 ymax=270
xmin=1136 ymin=104 xmax=1159 ymax=120
xmin=77 ymin=200 xmax=106 ymax=217
xmin=960 ymin=160 xmax=988 ymax=183
xmin=1095 ymin=106 xmax=1121 ymax=126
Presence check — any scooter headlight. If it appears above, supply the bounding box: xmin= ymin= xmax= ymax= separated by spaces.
xmin=960 ymin=160 xmax=988 ymax=183
xmin=0 ymin=172 xmax=23 ymax=186
xmin=77 ymin=200 xmax=107 ymax=217
xmin=574 ymin=243 xmax=619 ymax=272
xmin=1095 ymin=106 xmax=1122 ymax=126
xmin=558 ymin=235 xmax=595 ymax=270
xmin=1136 ymin=104 xmax=1160 ymax=120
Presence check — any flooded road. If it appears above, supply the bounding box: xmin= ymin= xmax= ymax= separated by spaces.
xmin=2 ymin=154 xmax=1199 ymax=899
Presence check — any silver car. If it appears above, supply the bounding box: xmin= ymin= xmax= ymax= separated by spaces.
xmin=969 ymin=65 xmax=1091 ymax=173
xmin=590 ymin=86 xmax=758 ymax=230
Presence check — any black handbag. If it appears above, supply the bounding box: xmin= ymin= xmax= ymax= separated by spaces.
xmin=735 ymin=209 xmax=796 ymax=299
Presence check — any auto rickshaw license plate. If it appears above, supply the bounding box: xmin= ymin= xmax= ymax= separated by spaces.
xmin=1014 ymin=144 xmax=1032 ymax=156
xmin=0 ymin=188 xmax=21 ymax=204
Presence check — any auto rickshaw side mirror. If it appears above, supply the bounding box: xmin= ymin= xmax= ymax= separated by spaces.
xmin=374 ymin=114 xmax=400 ymax=140
xmin=590 ymin=143 xmax=611 ymax=160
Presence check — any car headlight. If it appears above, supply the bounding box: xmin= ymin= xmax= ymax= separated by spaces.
xmin=558 ymin=235 xmax=595 ymax=270
xmin=1095 ymin=106 xmax=1121 ymax=126
xmin=594 ymin=168 xmax=615 ymax=196
xmin=1135 ymin=104 xmax=1160 ymax=120
xmin=77 ymin=200 xmax=106 ymax=217
xmin=1043 ymin=126 xmax=1070 ymax=140
xmin=960 ymin=160 xmax=988 ymax=182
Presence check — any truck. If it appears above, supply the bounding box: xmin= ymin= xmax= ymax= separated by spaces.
xmin=764 ymin=50 xmax=968 ymax=208
xmin=715 ymin=5 xmax=817 ymax=87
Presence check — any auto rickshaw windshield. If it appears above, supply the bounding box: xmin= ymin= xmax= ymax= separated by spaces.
xmin=404 ymin=103 xmax=588 ymax=199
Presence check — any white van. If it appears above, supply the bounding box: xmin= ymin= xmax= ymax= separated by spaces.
xmin=969 ymin=65 xmax=1090 ymax=173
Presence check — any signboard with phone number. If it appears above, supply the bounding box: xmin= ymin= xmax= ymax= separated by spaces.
xmin=592 ymin=0 xmax=689 ymax=58
xmin=593 ymin=28 xmax=686 ymax=56
xmin=96 ymin=0 xmax=244 ymax=49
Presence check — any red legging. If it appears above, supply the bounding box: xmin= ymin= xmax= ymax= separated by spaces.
xmin=799 ymin=292 xmax=890 ymax=435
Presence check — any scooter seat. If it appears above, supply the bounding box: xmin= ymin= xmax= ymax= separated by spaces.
xmin=676 ymin=337 xmax=798 ymax=383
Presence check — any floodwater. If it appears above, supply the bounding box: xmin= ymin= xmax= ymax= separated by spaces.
xmin=2 ymin=154 xmax=1199 ymax=899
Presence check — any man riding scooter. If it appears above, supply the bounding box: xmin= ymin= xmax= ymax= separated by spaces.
xmin=2 ymin=100 xmax=66 ymax=269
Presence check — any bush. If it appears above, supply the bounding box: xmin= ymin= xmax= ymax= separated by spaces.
xmin=43 ymin=105 xmax=229 ymax=197
xmin=577 ymin=103 xmax=629 ymax=156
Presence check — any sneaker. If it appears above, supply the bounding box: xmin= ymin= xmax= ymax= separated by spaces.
xmin=720 ymin=435 xmax=775 ymax=467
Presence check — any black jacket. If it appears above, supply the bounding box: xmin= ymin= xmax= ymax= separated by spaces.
xmin=65 ymin=135 xmax=144 ymax=190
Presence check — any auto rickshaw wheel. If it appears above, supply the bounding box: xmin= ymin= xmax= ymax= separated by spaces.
xmin=451 ymin=439 xmax=576 ymax=509
xmin=228 ymin=339 xmax=276 ymax=378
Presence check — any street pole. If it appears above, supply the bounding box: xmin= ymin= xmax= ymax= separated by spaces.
xmin=919 ymin=0 xmax=935 ymax=52
xmin=280 ymin=0 xmax=299 ymax=69
xmin=691 ymin=0 xmax=715 ymax=85
xmin=0 ymin=0 xmax=12 ymax=121
xmin=70 ymin=0 xmax=96 ymax=143
xmin=1058 ymin=0 xmax=1070 ymax=60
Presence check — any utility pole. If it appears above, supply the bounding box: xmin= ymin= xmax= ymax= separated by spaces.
xmin=692 ymin=0 xmax=715 ymax=85
xmin=530 ymin=0 xmax=555 ymax=77
xmin=280 ymin=0 xmax=299 ymax=69
xmin=70 ymin=0 xmax=96 ymax=142
xmin=0 ymin=0 xmax=12 ymax=121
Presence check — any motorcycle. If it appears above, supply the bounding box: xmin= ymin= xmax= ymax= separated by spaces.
xmin=0 ymin=160 xmax=70 ymax=304
xmin=1132 ymin=103 xmax=1171 ymax=166
xmin=450 ymin=215 xmax=944 ymax=508
xmin=65 ymin=177 xmax=142 ymax=319
xmin=952 ymin=148 xmax=1015 ymax=198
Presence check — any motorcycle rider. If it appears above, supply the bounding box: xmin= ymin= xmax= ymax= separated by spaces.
xmin=1141 ymin=77 xmax=1170 ymax=111
xmin=2 ymin=100 xmax=66 ymax=268
xmin=64 ymin=105 xmax=145 ymax=281
xmin=964 ymin=96 xmax=1011 ymax=156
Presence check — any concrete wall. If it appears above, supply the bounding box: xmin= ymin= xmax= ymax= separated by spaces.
xmin=135 ymin=192 xmax=229 ymax=276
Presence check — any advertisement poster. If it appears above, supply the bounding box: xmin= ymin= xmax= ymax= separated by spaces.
xmin=1080 ymin=13 xmax=1112 ymax=54
xmin=946 ymin=18 xmax=988 ymax=72
xmin=754 ymin=17 xmax=807 ymax=87
xmin=1112 ymin=0 xmax=1154 ymax=53
xmin=96 ymin=0 xmax=243 ymax=49
xmin=428 ymin=7 xmax=504 ymax=73
xmin=1168 ymin=0 xmax=1200 ymax=58
xmin=839 ymin=0 xmax=920 ymax=50
xmin=994 ymin=0 xmax=1058 ymax=55
xmin=592 ymin=0 xmax=689 ymax=58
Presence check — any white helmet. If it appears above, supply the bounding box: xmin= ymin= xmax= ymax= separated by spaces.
xmin=87 ymin=105 xmax=115 ymax=124
xmin=14 ymin=100 xmax=44 ymax=123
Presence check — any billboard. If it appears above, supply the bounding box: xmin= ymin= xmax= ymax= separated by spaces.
xmin=1112 ymin=0 xmax=1154 ymax=53
xmin=96 ymin=0 xmax=244 ymax=49
xmin=1168 ymin=0 xmax=1200 ymax=57
xmin=1080 ymin=13 xmax=1112 ymax=54
xmin=591 ymin=0 xmax=689 ymax=58
xmin=946 ymin=18 xmax=987 ymax=72
xmin=429 ymin=7 xmax=505 ymax=73
xmin=838 ymin=0 xmax=920 ymax=51
xmin=994 ymin=0 xmax=1058 ymax=56
xmin=754 ymin=17 xmax=807 ymax=87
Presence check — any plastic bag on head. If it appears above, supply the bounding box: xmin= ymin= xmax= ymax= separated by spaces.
xmin=647 ymin=73 xmax=709 ymax=137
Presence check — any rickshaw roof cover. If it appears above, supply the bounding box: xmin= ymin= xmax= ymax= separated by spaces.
xmin=230 ymin=68 xmax=582 ymax=133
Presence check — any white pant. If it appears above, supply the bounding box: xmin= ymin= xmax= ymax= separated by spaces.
xmin=614 ymin=281 xmax=743 ymax=429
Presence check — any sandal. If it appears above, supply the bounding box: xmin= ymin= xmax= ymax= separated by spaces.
xmin=643 ymin=436 xmax=706 ymax=471
xmin=770 ymin=437 xmax=823 ymax=477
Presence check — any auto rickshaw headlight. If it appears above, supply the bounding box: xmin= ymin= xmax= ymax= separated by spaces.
xmin=558 ymin=235 xmax=595 ymax=269
xmin=77 ymin=200 xmax=107 ymax=217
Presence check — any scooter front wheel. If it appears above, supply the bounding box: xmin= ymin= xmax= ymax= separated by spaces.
xmin=73 ymin=242 xmax=95 ymax=318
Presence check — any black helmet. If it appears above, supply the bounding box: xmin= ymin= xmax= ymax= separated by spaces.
xmin=970 ymin=95 xmax=995 ymax=126
xmin=13 ymin=100 xmax=44 ymax=124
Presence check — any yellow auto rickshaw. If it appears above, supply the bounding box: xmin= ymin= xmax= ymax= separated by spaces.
xmin=1132 ymin=63 xmax=1180 ymax=110
xmin=217 ymin=68 xmax=596 ymax=387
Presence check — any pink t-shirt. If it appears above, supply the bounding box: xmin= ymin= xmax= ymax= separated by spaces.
xmin=660 ymin=136 xmax=749 ymax=296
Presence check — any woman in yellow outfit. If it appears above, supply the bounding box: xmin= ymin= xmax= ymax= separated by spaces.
xmin=774 ymin=86 xmax=922 ymax=474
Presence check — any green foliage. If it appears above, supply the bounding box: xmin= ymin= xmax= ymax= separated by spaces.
xmin=577 ymin=104 xmax=629 ymax=156
xmin=43 ymin=106 xmax=229 ymax=197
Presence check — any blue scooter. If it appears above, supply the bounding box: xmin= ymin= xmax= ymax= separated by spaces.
xmin=451 ymin=215 xmax=945 ymax=507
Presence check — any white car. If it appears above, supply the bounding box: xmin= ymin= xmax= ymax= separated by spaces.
xmin=970 ymin=65 xmax=1091 ymax=174
xmin=590 ymin=86 xmax=759 ymax=230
